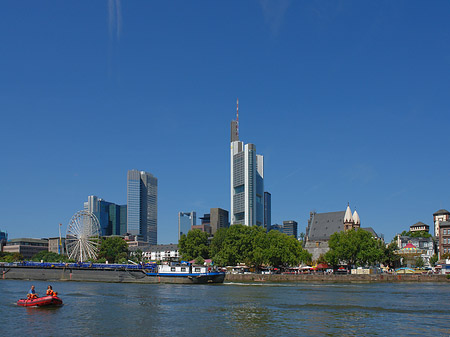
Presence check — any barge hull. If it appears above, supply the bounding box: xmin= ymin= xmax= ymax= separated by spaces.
xmin=1 ymin=266 xmax=224 ymax=284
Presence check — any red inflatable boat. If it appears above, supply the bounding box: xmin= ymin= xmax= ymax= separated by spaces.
xmin=17 ymin=295 xmax=63 ymax=307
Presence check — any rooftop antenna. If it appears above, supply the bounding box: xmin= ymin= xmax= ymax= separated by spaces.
xmin=58 ymin=223 xmax=62 ymax=255
xmin=236 ymin=98 xmax=239 ymax=139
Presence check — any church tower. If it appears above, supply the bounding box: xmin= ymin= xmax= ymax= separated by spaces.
xmin=344 ymin=204 xmax=354 ymax=231
xmin=352 ymin=209 xmax=361 ymax=229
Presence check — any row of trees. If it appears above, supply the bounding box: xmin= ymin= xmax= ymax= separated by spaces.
xmin=324 ymin=229 xmax=391 ymax=267
xmin=0 ymin=251 xmax=25 ymax=262
xmin=179 ymin=225 xmax=312 ymax=268
xmin=322 ymin=229 xmax=434 ymax=269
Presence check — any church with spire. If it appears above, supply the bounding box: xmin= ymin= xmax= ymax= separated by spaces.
xmin=343 ymin=203 xmax=361 ymax=231
xmin=304 ymin=204 xmax=380 ymax=261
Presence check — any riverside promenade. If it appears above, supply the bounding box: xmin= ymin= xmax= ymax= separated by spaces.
xmin=225 ymin=273 xmax=450 ymax=283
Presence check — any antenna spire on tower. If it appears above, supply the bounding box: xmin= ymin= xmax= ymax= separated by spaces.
xmin=236 ymin=98 xmax=239 ymax=138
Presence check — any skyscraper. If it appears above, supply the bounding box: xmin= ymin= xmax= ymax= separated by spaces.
xmin=127 ymin=169 xmax=158 ymax=244
xmin=264 ymin=192 xmax=271 ymax=231
xmin=283 ymin=220 xmax=298 ymax=238
xmin=210 ymin=208 xmax=229 ymax=235
xmin=230 ymin=101 xmax=264 ymax=227
xmin=178 ymin=211 xmax=196 ymax=240
xmin=83 ymin=195 xmax=127 ymax=236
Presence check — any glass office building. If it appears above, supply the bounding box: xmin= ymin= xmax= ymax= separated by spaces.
xmin=264 ymin=192 xmax=271 ymax=231
xmin=84 ymin=196 xmax=126 ymax=236
xmin=108 ymin=204 xmax=128 ymax=236
xmin=178 ymin=211 xmax=196 ymax=240
xmin=230 ymin=120 xmax=264 ymax=227
xmin=127 ymin=169 xmax=158 ymax=244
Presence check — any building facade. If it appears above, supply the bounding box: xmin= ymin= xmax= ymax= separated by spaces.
xmin=304 ymin=205 xmax=373 ymax=261
xmin=178 ymin=211 xmax=196 ymax=240
xmin=396 ymin=234 xmax=435 ymax=267
xmin=269 ymin=224 xmax=283 ymax=233
xmin=210 ymin=208 xmax=229 ymax=235
xmin=3 ymin=238 xmax=48 ymax=259
xmin=433 ymin=209 xmax=450 ymax=237
xmin=230 ymin=110 xmax=264 ymax=227
xmin=283 ymin=220 xmax=298 ymax=238
xmin=264 ymin=192 xmax=271 ymax=231
xmin=439 ymin=221 xmax=450 ymax=258
xmin=84 ymin=196 xmax=127 ymax=236
xmin=127 ymin=169 xmax=158 ymax=244
xmin=48 ymin=237 xmax=66 ymax=255
xmin=0 ymin=229 xmax=7 ymax=252
xmin=192 ymin=213 xmax=212 ymax=235
xmin=410 ymin=222 xmax=429 ymax=233
xmin=130 ymin=244 xmax=179 ymax=262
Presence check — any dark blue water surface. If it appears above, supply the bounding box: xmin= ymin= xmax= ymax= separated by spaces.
xmin=1 ymin=280 xmax=449 ymax=336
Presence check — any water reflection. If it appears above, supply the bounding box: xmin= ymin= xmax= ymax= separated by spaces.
xmin=1 ymin=280 xmax=450 ymax=336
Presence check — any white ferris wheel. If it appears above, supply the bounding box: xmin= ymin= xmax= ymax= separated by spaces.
xmin=66 ymin=210 xmax=101 ymax=262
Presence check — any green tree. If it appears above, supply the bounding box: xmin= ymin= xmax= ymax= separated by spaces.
xmin=415 ymin=257 xmax=425 ymax=268
xmin=399 ymin=231 xmax=432 ymax=238
xmin=381 ymin=242 xmax=401 ymax=270
xmin=31 ymin=251 xmax=71 ymax=263
xmin=98 ymin=237 xmax=129 ymax=263
xmin=325 ymin=229 xmax=384 ymax=267
xmin=210 ymin=227 xmax=228 ymax=258
xmin=247 ymin=226 xmax=269 ymax=269
xmin=211 ymin=225 xmax=312 ymax=268
xmin=213 ymin=225 xmax=254 ymax=266
xmin=195 ymin=256 xmax=205 ymax=265
xmin=0 ymin=252 xmax=24 ymax=262
xmin=178 ymin=229 xmax=209 ymax=261
xmin=429 ymin=254 xmax=438 ymax=266
xmin=264 ymin=230 xmax=311 ymax=268
xmin=299 ymin=232 xmax=306 ymax=246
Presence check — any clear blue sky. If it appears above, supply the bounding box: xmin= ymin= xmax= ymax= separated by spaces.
xmin=1 ymin=1 xmax=449 ymax=244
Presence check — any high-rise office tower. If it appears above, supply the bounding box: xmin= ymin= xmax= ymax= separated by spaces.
xmin=127 ymin=169 xmax=158 ymax=244
xmin=178 ymin=211 xmax=196 ymax=240
xmin=108 ymin=204 xmax=127 ymax=236
xmin=210 ymin=208 xmax=229 ymax=235
xmin=283 ymin=220 xmax=298 ymax=238
xmin=83 ymin=195 xmax=127 ymax=236
xmin=264 ymin=192 xmax=271 ymax=231
xmin=230 ymin=100 xmax=264 ymax=226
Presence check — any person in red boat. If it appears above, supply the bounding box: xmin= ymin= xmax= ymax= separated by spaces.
xmin=46 ymin=285 xmax=57 ymax=296
xmin=27 ymin=285 xmax=38 ymax=299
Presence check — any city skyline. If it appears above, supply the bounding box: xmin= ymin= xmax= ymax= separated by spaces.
xmin=1 ymin=2 xmax=450 ymax=243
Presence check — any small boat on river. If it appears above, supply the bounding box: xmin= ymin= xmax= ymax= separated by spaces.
xmin=17 ymin=295 xmax=63 ymax=307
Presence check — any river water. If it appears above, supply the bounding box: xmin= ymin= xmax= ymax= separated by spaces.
xmin=1 ymin=279 xmax=449 ymax=336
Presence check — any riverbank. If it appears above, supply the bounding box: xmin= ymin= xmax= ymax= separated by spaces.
xmin=225 ymin=273 xmax=450 ymax=283
xmin=1 ymin=265 xmax=224 ymax=284
xmin=3 ymin=264 xmax=449 ymax=283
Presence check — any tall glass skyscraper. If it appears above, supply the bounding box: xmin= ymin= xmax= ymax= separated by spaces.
xmin=84 ymin=196 xmax=126 ymax=236
xmin=127 ymin=169 xmax=158 ymax=244
xmin=178 ymin=211 xmax=196 ymax=240
xmin=264 ymin=192 xmax=271 ymax=231
xmin=230 ymin=110 xmax=264 ymax=227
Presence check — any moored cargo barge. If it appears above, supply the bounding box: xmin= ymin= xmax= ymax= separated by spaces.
xmin=1 ymin=261 xmax=225 ymax=284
